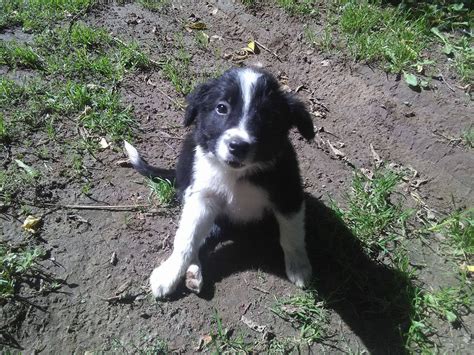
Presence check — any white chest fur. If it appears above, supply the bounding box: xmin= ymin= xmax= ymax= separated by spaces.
xmin=186 ymin=147 xmax=271 ymax=222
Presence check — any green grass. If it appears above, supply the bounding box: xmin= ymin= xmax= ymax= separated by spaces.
xmin=427 ymin=209 xmax=473 ymax=259
xmin=331 ymin=167 xmax=473 ymax=352
xmin=161 ymin=49 xmax=194 ymax=95
xmin=0 ymin=0 xmax=92 ymax=32
xmin=405 ymin=281 xmax=472 ymax=352
xmin=195 ymin=31 xmax=209 ymax=50
xmin=336 ymin=0 xmax=428 ymax=74
xmin=332 ymin=169 xmax=411 ymax=254
xmin=138 ymin=0 xmax=170 ymax=12
xmin=111 ymin=335 xmax=169 ymax=354
xmin=205 ymin=310 xmax=253 ymax=353
xmin=0 ymin=19 xmax=152 ymax=208
xmin=65 ymin=82 xmax=135 ymax=140
xmin=0 ymin=243 xmax=43 ymax=300
xmin=462 ymin=127 xmax=474 ymax=148
xmin=0 ymin=164 xmax=39 ymax=206
xmin=0 ymin=41 xmax=44 ymax=69
xmin=307 ymin=1 xmax=473 ymax=84
xmin=272 ymin=288 xmax=329 ymax=345
xmin=147 ymin=178 xmax=175 ymax=206
xmin=276 ymin=0 xmax=317 ymax=15
xmin=0 ymin=23 xmax=153 ymax=144
xmin=430 ymin=27 xmax=473 ymax=83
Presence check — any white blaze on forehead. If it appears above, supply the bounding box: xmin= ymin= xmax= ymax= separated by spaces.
xmin=238 ymin=69 xmax=261 ymax=119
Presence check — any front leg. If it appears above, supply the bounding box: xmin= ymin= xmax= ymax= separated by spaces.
xmin=150 ymin=192 xmax=220 ymax=298
xmin=275 ymin=201 xmax=312 ymax=288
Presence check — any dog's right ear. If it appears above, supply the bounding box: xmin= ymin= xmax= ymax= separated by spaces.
xmin=183 ymin=82 xmax=212 ymax=127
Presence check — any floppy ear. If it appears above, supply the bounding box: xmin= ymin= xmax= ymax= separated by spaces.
xmin=183 ymin=82 xmax=212 ymax=127
xmin=286 ymin=95 xmax=315 ymax=140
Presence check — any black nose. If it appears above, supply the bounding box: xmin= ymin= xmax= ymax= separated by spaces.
xmin=228 ymin=139 xmax=250 ymax=158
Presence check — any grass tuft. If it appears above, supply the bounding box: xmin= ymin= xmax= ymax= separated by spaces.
xmin=272 ymin=288 xmax=329 ymax=344
xmin=276 ymin=0 xmax=317 ymax=15
xmin=161 ymin=49 xmax=194 ymax=95
xmin=205 ymin=310 xmax=252 ymax=353
xmin=332 ymin=169 xmax=411 ymax=254
xmin=337 ymin=0 xmax=428 ymax=73
xmin=0 ymin=0 xmax=93 ymax=32
xmin=0 ymin=41 xmax=44 ymax=69
xmin=0 ymin=243 xmax=43 ymax=300
xmin=147 ymin=178 xmax=175 ymax=206
xmin=138 ymin=0 xmax=170 ymax=12
xmin=428 ymin=209 xmax=473 ymax=259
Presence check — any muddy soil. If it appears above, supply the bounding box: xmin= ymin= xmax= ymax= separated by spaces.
xmin=1 ymin=1 xmax=472 ymax=353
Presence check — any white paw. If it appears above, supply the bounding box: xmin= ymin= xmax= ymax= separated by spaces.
xmin=149 ymin=260 xmax=182 ymax=298
xmin=285 ymin=253 xmax=312 ymax=288
xmin=185 ymin=264 xmax=203 ymax=294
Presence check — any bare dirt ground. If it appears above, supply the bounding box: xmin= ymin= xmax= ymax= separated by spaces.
xmin=1 ymin=1 xmax=473 ymax=353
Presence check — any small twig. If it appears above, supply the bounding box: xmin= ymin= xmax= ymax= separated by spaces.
xmin=24 ymin=201 xmax=147 ymax=211
xmin=437 ymin=74 xmax=455 ymax=92
xmin=254 ymin=40 xmax=283 ymax=62
xmin=252 ymin=286 xmax=270 ymax=294
xmin=157 ymin=130 xmax=185 ymax=140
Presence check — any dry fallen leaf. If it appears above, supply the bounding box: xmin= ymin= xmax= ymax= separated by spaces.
xmin=99 ymin=137 xmax=110 ymax=149
xmin=360 ymin=168 xmax=374 ymax=180
xmin=195 ymin=335 xmax=213 ymax=351
xmin=327 ymin=140 xmax=346 ymax=158
xmin=186 ymin=22 xmax=207 ymax=31
xmin=241 ymin=315 xmax=266 ymax=333
xmin=460 ymin=264 xmax=474 ymax=273
xmin=370 ymin=144 xmax=383 ymax=167
xmin=14 ymin=159 xmax=39 ymax=177
xmin=210 ymin=35 xmax=223 ymax=42
xmin=241 ymin=41 xmax=260 ymax=55
xmin=22 ymin=215 xmax=42 ymax=233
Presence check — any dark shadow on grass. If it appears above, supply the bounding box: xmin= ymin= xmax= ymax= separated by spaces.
xmin=196 ymin=194 xmax=413 ymax=354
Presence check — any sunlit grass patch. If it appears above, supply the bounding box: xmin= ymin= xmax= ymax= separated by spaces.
xmin=276 ymin=0 xmax=317 ymax=16
xmin=337 ymin=0 xmax=428 ymax=73
xmin=0 ymin=242 xmax=43 ymax=300
xmin=0 ymin=41 xmax=44 ymax=69
xmin=161 ymin=49 xmax=194 ymax=95
xmin=205 ymin=310 xmax=253 ymax=353
xmin=0 ymin=0 xmax=93 ymax=31
xmin=138 ymin=0 xmax=170 ymax=12
xmin=427 ymin=209 xmax=473 ymax=259
xmin=147 ymin=177 xmax=175 ymax=206
xmin=332 ymin=169 xmax=411 ymax=255
xmin=64 ymin=82 xmax=135 ymax=140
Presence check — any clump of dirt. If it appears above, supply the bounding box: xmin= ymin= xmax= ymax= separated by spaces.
xmin=1 ymin=1 xmax=472 ymax=353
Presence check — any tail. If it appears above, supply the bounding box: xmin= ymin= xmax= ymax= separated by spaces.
xmin=123 ymin=141 xmax=175 ymax=181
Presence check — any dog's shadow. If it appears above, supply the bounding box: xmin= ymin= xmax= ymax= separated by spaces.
xmin=185 ymin=194 xmax=413 ymax=354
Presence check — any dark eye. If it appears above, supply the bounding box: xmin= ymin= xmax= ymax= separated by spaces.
xmin=215 ymin=102 xmax=230 ymax=115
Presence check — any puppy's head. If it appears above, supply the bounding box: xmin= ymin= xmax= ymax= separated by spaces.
xmin=184 ymin=67 xmax=314 ymax=169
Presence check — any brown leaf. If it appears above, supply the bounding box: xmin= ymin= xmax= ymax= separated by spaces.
xmin=22 ymin=215 xmax=42 ymax=233
xmin=327 ymin=140 xmax=346 ymax=158
xmin=370 ymin=144 xmax=383 ymax=167
xmin=186 ymin=22 xmax=207 ymax=30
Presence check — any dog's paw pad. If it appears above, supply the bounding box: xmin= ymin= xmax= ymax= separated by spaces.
xmin=185 ymin=264 xmax=203 ymax=293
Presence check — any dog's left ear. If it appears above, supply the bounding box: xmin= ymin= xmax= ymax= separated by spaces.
xmin=286 ymin=95 xmax=315 ymax=140
xmin=183 ymin=82 xmax=212 ymax=127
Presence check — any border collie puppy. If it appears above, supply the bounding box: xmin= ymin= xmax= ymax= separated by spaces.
xmin=124 ymin=67 xmax=315 ymax=298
